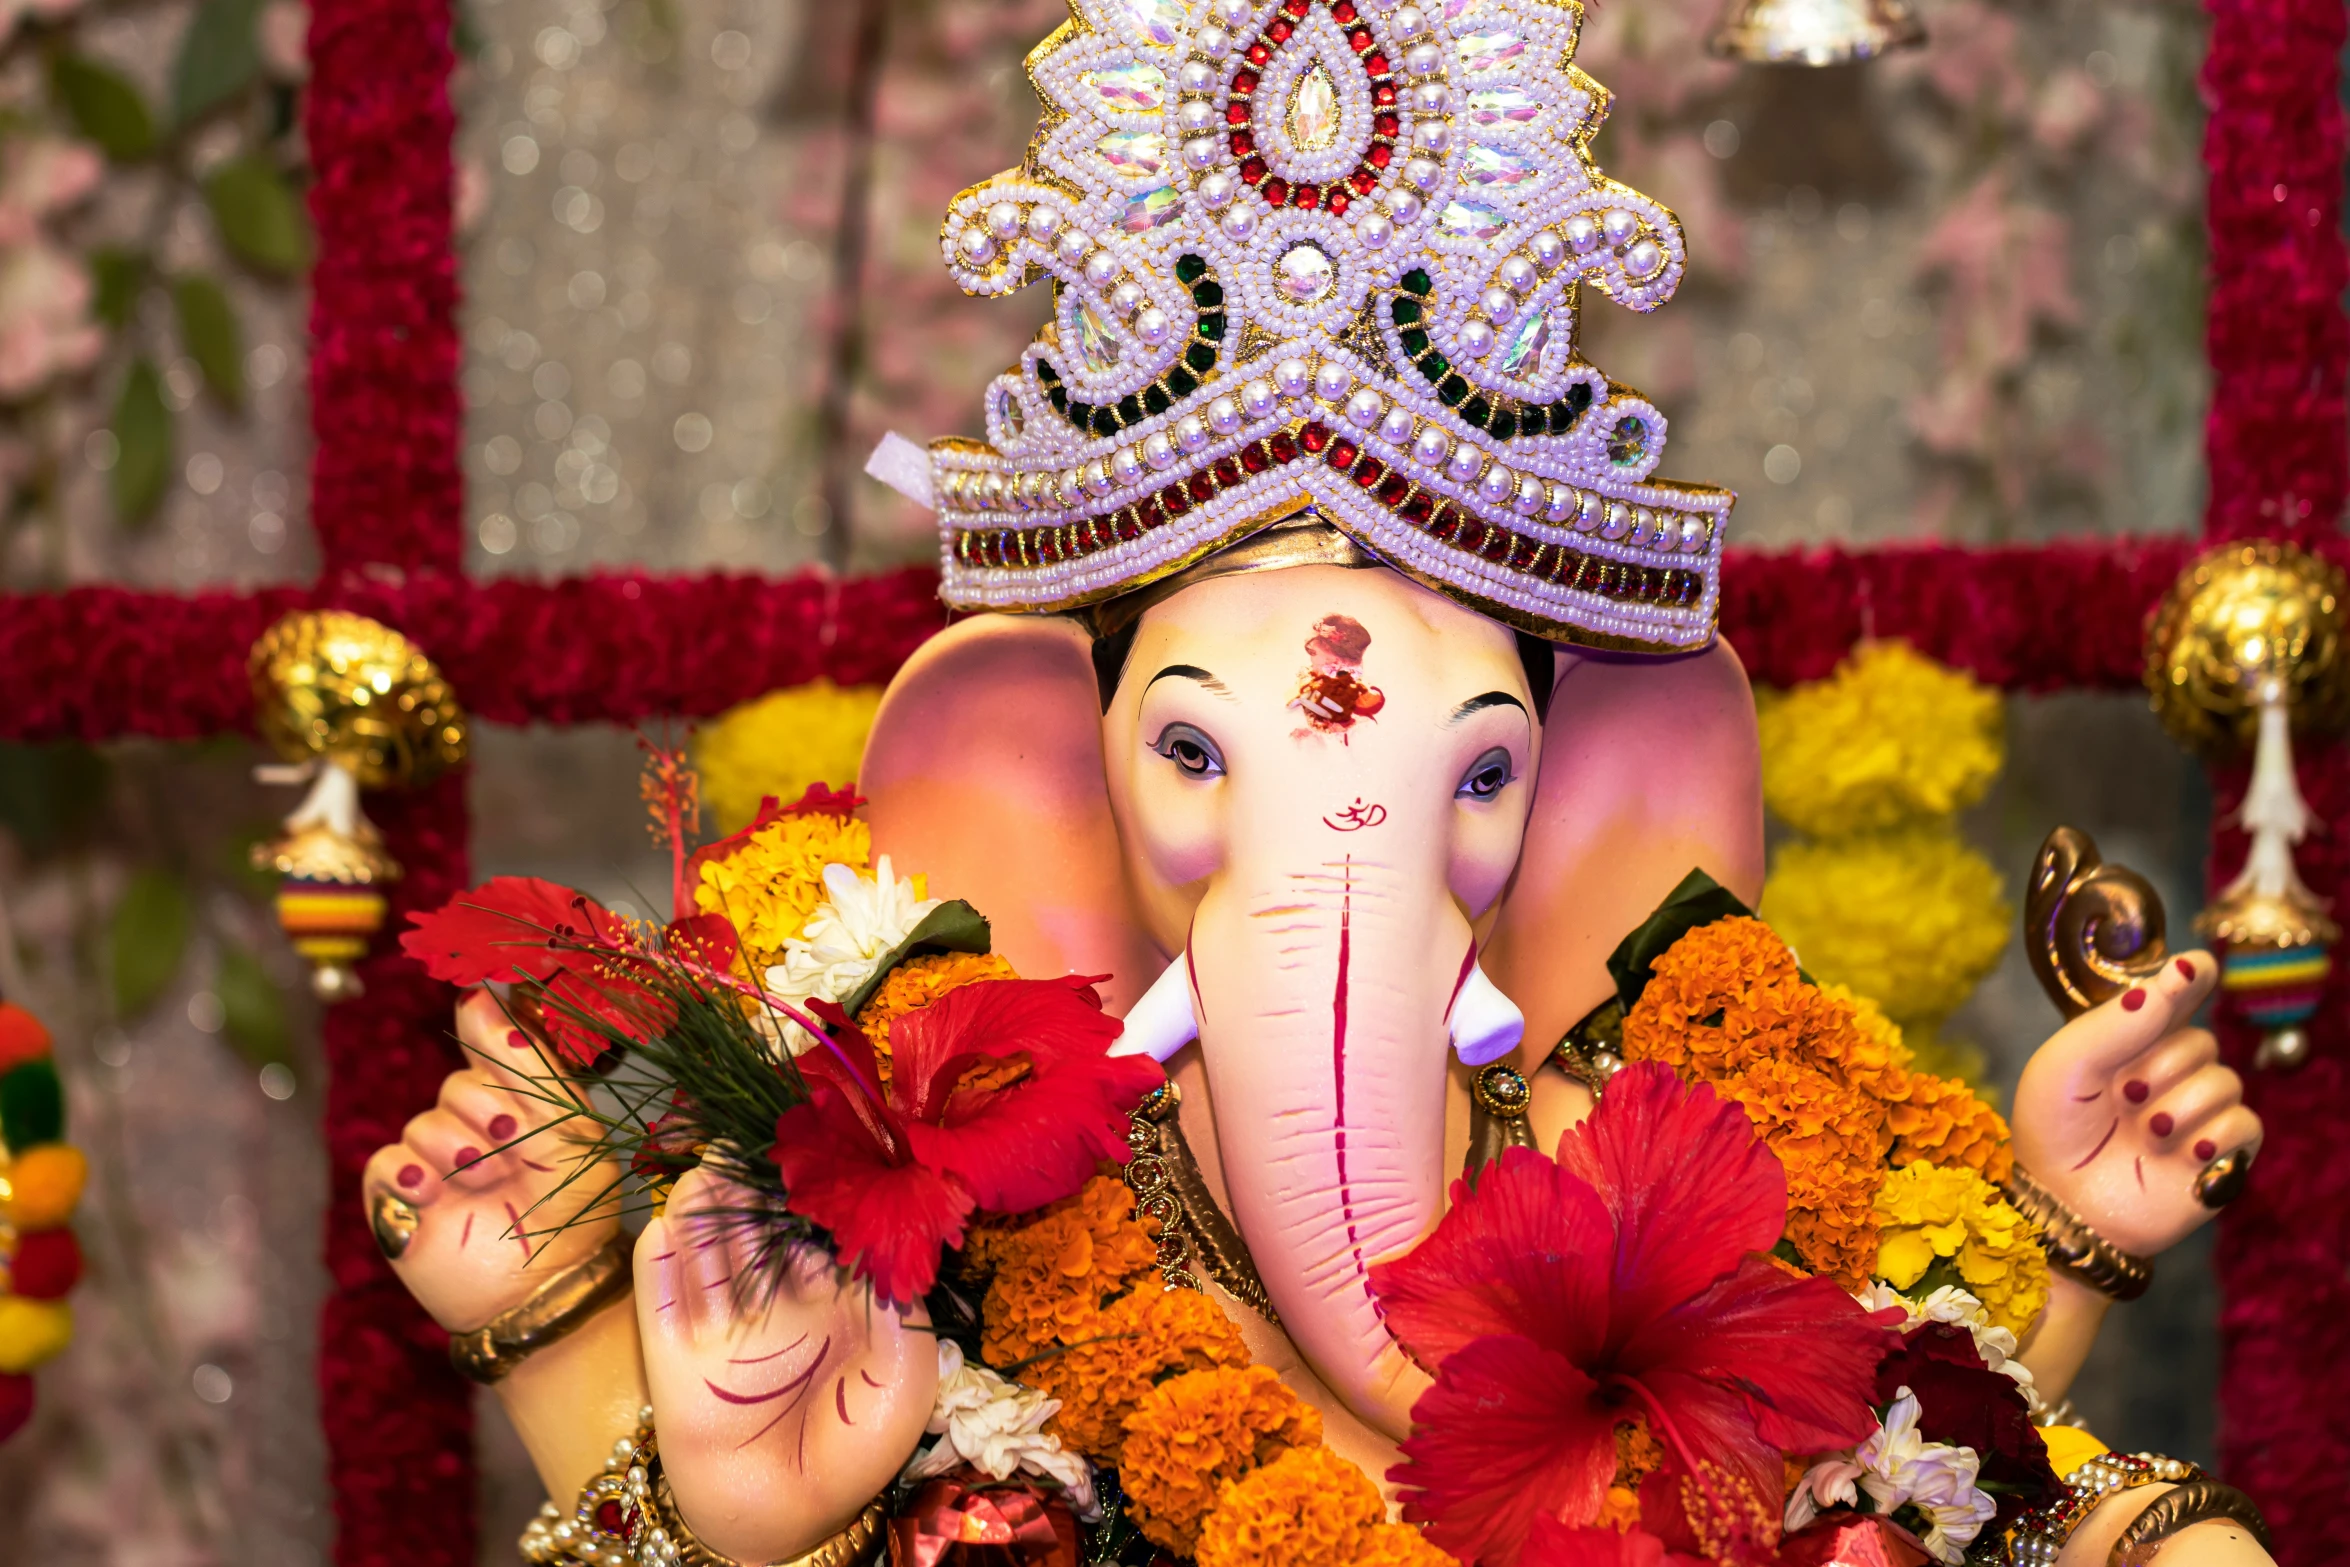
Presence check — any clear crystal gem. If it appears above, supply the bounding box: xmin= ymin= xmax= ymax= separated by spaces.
xmin=994 ymin=384 xmax=1026 ymax=438
xmin=1462 ymin=145 xmax=1539 ymax=187
xmin=1080 ymin=63 xmax=1167 ymax=112
xmin=1438 ymin=199 xmax=1508 ymax=240
xmin=1498 ymin=307 xmax=1554 ymax=376
xmin=1096 ymin=131 xmax=1169 ymax=179
xmin=1466 ymin=87 xmax=1539 ymax=125
xmin=1119 ymin=185 xmax=1183 ymax=231
xmin=1457 ymin=27 xmax=1524 ymax=71
xmin=1075 ymin=297 xmax=1122 ymax=373
xmin=1289 ymin=65 xmax=1340 ymax=151
xmin=1124 ymin=0 xmax=1189 ymax=47
xmin=1274 ymin=242 xmax=1336 ymax=304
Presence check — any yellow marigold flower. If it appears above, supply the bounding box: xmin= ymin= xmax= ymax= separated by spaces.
xmin=1032 ymin=1286 xmax=1253 ymax=1462
xmin=1888 ymin=1071 xmax=2013 ymax=1186
xmin=1193 ymin=1445 xmax=1387 ymax=1567
xmin=1757 ymin=641 xmax=2003 ymax=838
xmin=1762 ymin=826 xmax=2012 ymax=1024
xmin=692 ymin=810 xmax=870 ymax=975
xmin=693 ymin=681 xmax=884 ymax=835
xmin=1873 ymin=1161 xmax=2049 ymax=1336
xmin=1121 ymin=1365 xmax=1322 ymax=1553
xmin=973 ymin=1175 xmax=1165 ymax=1367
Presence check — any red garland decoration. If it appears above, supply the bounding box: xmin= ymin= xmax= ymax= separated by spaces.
xmin=2200 ymin=0 xmax=2350 ymax=1550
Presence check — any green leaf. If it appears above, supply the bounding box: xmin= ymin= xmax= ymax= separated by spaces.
xmin=203 ymin=155 xmax=311 ymax=275
xmin=50 ymin=54 xmax=157 ymax=161
xmin=110 ymin=359 xmax=172 ymax=528
xmin=110 ymin=868 xmax=192 ymax=1019
xmin=172 ymin=272 xmax=244 ymax=407
xmin=216 ymin=943 xmax=291 ymax=1067
xmin=170 ymin=0 xmax=262 ymax=126
xmin=90 ymin=247 xmax=147 ymax=329
xmin=834 ymin=900 xmax=993 ymax=1021
xmin=1603 ymin=867 xmax=1757 ymax=1013
xmin=0 ymin=743 xmax=109 ymax=857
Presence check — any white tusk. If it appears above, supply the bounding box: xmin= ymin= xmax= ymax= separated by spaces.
xmin=1110 ymin=951 xmax=1199 ymax=1063
xmin=1448 ymin=960 xmax=1525 ymax=1067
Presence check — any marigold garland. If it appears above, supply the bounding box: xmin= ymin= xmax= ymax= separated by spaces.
xmin=1763 ymin=825 xmax=2013 ymax=1025
xmin=968 ymin=1174 xmax=1169 ymax=1368
xmin=692 ymin=681 xmax=886 ymax=834
xmin=1118 ymin=1364 xmax=1323 ymax=1553
xmin=1757 ymin=640 xmax=2005 ymax=838
xmin=1027 ymin=1280 xmax=1254 ymax=1462
xmin=1873 ymin=1160 xmax=2050 ymax=1337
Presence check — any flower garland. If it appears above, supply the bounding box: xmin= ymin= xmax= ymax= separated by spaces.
xmin=0 ymin=998 xmax=85 ymax=1443
xmin=692 ymin=682 xmax=887 ymax=835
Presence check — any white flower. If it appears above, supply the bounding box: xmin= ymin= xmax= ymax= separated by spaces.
xmin=1853 ymin=1281 xmax=2033 ymax=1388
xmin=1853 ymin=1389 xmax=1999 ymax=1564
xmin=756 ymin=856 xmax=940 ymax=1056
xmin=1784 ymin=1453 xmax=1867 ymax=1533
xmin=900 ymin=1341 xmax=1098 ymax=1518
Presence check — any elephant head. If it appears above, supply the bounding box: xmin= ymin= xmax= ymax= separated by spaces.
xmin=860 ymin=534 xmax=1764 ymax=1440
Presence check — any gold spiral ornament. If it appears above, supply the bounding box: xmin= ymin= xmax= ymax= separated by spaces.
xmin=2024 ymin=826 xmax=2171 ymax=1020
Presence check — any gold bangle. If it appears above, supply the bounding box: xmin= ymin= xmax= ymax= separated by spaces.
xmin=2110 ymin=1479 xmax=2272 ymax=1567
xmin=623 ymin=1426 xmax=886 ymax=1567
xmin=2004 ymin=1164 xmax=2156 ymax=1302
xmin=449 ymin=1232 xmax=633 ymax=1384
xmin=2011 ymin=1452 xmax=2202 ymax=1567
xmin=521 ymin=1406 xmax=658 ymax=1566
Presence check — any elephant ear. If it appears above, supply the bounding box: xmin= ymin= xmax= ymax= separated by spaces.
xmin=859 ymin=614 xmax=1161 ymax=1013
xmin=1482 ymin=638 xmax=1766 ymax=1055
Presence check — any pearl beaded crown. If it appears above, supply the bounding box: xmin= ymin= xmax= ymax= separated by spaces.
xmin=929 ymin=0 xmax=1732 ymax=651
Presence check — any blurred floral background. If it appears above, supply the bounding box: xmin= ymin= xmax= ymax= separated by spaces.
xmin=0 ymin=0 xmax=2225 ymax=1558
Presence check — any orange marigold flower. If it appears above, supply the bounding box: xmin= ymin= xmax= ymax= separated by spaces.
xmin=971 ymin=1175 xmax=1163 ymax=1365
xmin=1121 ymin=1365 xmax=1323 ymax=1554
xmin=1192 ymin=1445 xmax=1386 ymax=1567
xmin=1889 ymin=1071 xmax=2014 ymax=1184
xmin=1031 ymin=1285 xmax=1252 ymax=1462
xmin=1354 ymin=1523 xmax=1458 ymax=1567
xmin=857 ymin=951 xmax=1020 ymax=1037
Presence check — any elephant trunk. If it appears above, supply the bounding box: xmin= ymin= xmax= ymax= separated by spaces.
xmin=1187 ymin=831 xmax=1469 ymax=1439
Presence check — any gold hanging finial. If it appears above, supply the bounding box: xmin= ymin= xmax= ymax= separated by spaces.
xmin=1706 ymin=0 xmax=1924 ymax=65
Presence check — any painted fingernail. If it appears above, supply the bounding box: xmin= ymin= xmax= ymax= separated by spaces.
xmin=506 ymin=1030 xmax=531 ymax=1050
xmin=488 ymin=1114 xmax=517 ymax=1140
xmin=2176 ymin=958 xmax=2196 ymax=981
xmin=397 ymin=1163 xmax=425 ymax=1189
xmin=2125 ymin=1079 xmax=2149 ymax=1103
xmin=2195 ymin=1139 xmax=2218 ymax=1161
xmin=2122 ymin=988 xmax=2147 ymax=1012
xmin=2149 ymin=1112 xmax=2175 ymax=1138
xmin=454 ymin=1146 xmax=482 ymax=1169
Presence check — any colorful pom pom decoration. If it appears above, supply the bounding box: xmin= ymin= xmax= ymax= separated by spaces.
xmin=0 ymin=998 xmax=83 ymax=1442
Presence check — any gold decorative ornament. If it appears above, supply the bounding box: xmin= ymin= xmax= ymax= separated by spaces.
xmin=369 ymin=1189 xmax=420 ymax=1260
xmin=448 ymin=1233 xmax=634 ymax=1385
xmin=2001 ymin=1163 xmax=2154 ymax=1302
xmin=1706 ymin=0 xmax=1924 ymax=64
xmin=618 ymin=1426 xmax=887 ymax=1567
xmin=247 ymin=610 xmax=469 ymax=1001
xmin=2024 ymin=827 xmax=2172 ymax=1020
xmin=2009 ymin=1451 xmax=2204 ymax=1567
xmin=1123 ymin=1081 xmax=1280 ymax=1323
xmin=2145 ymin=540 xmax=2346 ymax=1071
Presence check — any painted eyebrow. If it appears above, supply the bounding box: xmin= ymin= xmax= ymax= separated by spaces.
xmin=1144 ymin=664 xmax=1234 ymax=696
xmin=1448 ymin=691 xmax=1527 ymax=724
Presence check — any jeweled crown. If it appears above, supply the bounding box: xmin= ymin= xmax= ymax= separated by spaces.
xmin=930 ymin=0 xmax=1731 ymax=651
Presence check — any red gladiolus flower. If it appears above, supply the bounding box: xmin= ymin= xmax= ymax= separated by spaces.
xmin=1372 ymin=1061 xmax=1900 ymax=1567
xmin=771 ymin=975 xmax=1165 ymax=1305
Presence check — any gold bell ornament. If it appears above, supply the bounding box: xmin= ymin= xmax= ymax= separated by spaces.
xmin=2146 ymin=541 xmax=2350 ymax=1070
xmin=1706 ymin=0 xmax=1923 ymax=64
xmin=248 ymin=611 xmax=469 ymax=1001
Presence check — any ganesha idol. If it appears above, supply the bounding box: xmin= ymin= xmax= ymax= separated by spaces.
xmin=367 ymin=0 xmax=2273 ymax=1564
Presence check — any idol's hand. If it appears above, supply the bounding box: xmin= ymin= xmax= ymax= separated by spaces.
xmin=2012 ymin=951 xmax=2261 ymax=1259
xmin=360 ymin=989 xmax=622 ymax=1332
xmin=636 ymin=1165 xmax=939 ymax=1563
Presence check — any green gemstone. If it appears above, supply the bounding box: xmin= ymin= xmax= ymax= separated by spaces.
xmin=1437 ymin=374 xmax=1469 ymax=406
xmin=1117 ymin=393 xmax=1144 ymax=423
xmin=1419 ymin=350 xmax=1450 ymax=380
xmin=1143 ymin=384 xmax=1172 ymax=415
xmin=1067 ymin=400 xmax=1093 ymax=425
xmin=1398 ymin=327 xmax=1430 ymax=356
xmin=1092 ymin=407 xmax=1121 ymax=436
xmin=1176 ymin=254 xmax=1207 ymax=283
xmin=1191 ymin=279 xmax=1225 ymax=308
xmin=1490 ymin=407 xmax=1519 ymax=438
xmin=1048 ymin=387 xmax=1070 ymax=411
xmin=1196 ymin=312 xmax=1227 ymax=341
xmin=1036 ymin=361 xmax=1061 ymax=385
xmin=1547 ymin=401 xmax=1575 ymax=432
xmin=1402 ymin=268 xmax=1431 ymax=295
xmin=1166 ymin=367 xmax=1198 ymax=398
xmin=1566 ymin=381 xmax=1594 ymax=412
xmin=1462 ymin=396 xmax=1491 ymax=427
xmin=1186 ymin=343 xmax=1217 ymax=372
xmin=1391 ymin=298 xmax=1423 ymax=326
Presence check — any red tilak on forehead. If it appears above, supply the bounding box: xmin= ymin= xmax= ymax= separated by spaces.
xmin=1293 ymin=613 xmax=1385 ymax=734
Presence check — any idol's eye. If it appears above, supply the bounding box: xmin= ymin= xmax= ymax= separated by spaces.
xmin=1457 ymin=746 xmax=1514 ymax=801
xmin=1150 ymin=722 xmax=1227 ymax=780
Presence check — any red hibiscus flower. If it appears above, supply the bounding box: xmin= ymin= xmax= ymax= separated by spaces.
xmin=1371 ymin=1061 xmax=1900 ymax=1567
xmin=1524 ymin=1520 xmax=1708 ymax=1567
xmin=770 ymin=975 xmax=1165 ymax=1305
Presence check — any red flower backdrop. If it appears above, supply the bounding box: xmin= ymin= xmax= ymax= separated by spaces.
xmin=0 ymin=0 xmax=2337 ymax=1558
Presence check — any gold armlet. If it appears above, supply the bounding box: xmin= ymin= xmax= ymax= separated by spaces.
xmin=627 ymin=1427 xmax=886 ymax=1567
xmin=2003 ymin=1164 xmax=2156 ymax=1302
xmin=2011 ymin=1452 xmax=2201 ymax=1567
xmin=2110 ymin=1480 xmax=2272 ymax=1567
xmin=450 ymin=1232 xmax=633 ymax=1385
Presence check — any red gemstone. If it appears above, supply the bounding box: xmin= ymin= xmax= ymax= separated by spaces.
xmin=1456 ymin=519 xmax=1489 ymax=552
xmin=1213 ymin=457 xmax=1243 ymax=488
xmin=1401 ymin=491 xmax=1434 ymax=523
xmin=1374 ymin=112 xmax=1399 ymax=136
xmin=1232 ymin=68 xmax=1259 ymax=93
xmin=1326 ymin=191 xmax=1350 ymax=215
xmin=1138 ymin=497 xmax=1169 ymax=530
xmin=1263 ymin=177 xmax=1290 ymax=204
xmin=1347 ymin=25 xmax=1372 ymax=50
xmin=1373 ymin=82 xmax=1396 ymax=105
xmin=1331 ymin=0 xmax=1358 ymax=19
xmin=1326 ymin=438 xmax=1360 ymax=469
xmin=1230 ymin=129 xmax=1256 ymax=155
xmin=1241 ymin=156 xmax=1269 ymax=183
xmin=1293 ymin=183 xmax=1319 ymax=209
xmin=1269 ymin=431 xmax=1300 ymax=463
xmin=1300 ymin=422 xmax=1330 ymax=453
xmin=1362 ymin=51 xmax=1388 ymax=73
xmin=1429 ymin=506 xmax=1462 ymax=541
xmin=1547 ymin=548 xmax=1576 ymax=584
xmin=1246 ymin=41 xmax=1271 ymax=64
xmin=1266 ymin=18 xmax=1293 ymax=42
xmin=1482 ymin=528 xmax=1512 ymax=562
xmin=1351 ymin=456 xmax=1385 ymax=487
xmin=1366 ymin=143 xmax=1392 ymax=168
xmin=1350 ymin=170 xmax=1377 ymax=195
xmin=595 ymin=1501 xmax=627 ymax=1539
xmin=1284 ymin=0 xmax=1311 ymax=15
xmin=1115 ymin=510 xmax=1143 ymax=541
xmin=1162 ymin=482 xmax=1193 ymax=517
xmin=1509 ymin=535 xmax=1541 ymax=571
xmin=1376 ymin=473 xmax=1411 ymax=506
xmin=1188 ymin=472 xmax=1217 ymax=503
xmin=1038 ymin=529 xmax=1061 ymax=563
xmin=1227 ymin=102 xmax=1251 ymax=126
xmin=1241 ymin=442 xmax=1272 ymax=474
